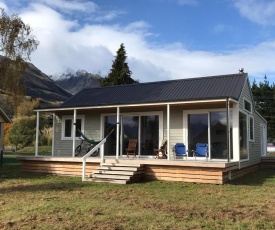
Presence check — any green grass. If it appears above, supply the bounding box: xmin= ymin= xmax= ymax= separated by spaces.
xmin=1 ymin=156 xmax=275 ymax=229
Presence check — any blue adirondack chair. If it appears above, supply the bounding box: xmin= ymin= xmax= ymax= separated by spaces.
xmin=174 ymin=143 xmax=188 ymax=159
xmin=193 ymin=143 xmax=208 ymax=160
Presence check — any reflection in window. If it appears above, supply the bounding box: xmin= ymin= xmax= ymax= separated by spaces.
xmin=239 ymin=112 xmax=248 ymax=159
xmin=104 ymin=116 xmax=117 ymax=156
xmin=244 ymin=100 xmax=251 ymax=113
xmin=210 ymin=112 xmax=232 ymax=159
xmin=188 ymin=114 xmax=208 ymax=155
xmin=140 ymin=116 xmax=159 ymax=156
xmin=63 ymin=118 xmax=82 ymax=138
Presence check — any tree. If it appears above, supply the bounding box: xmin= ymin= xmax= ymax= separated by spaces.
xmin=251 ymin=76 xmax=275 ymax=141
xmin=0 ymin=8 xmax=39 ymax=113
xmin=100 ymin=43 xmax=138 ymax=86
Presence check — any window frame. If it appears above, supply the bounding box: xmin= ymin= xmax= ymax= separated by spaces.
xmin=61 ymin=115 xmax=85 ymax=140
xmin=243 ymin=98 xmax=252 ymax=114
xmin=239 ymin=111 xmax=249 ymax=161
xmin=249 ymin=116 xmax=254 ymax=142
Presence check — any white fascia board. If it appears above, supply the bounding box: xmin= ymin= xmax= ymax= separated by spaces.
xmin=34 ymin=98 xmax=234 ymax=112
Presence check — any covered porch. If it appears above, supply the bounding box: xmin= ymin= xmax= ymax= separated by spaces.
xmin=34 ymin=98 xmax=240 ymax=162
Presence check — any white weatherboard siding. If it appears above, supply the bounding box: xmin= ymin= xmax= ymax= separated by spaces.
xmin=169 ymin=107 xmax=184 ymax=159
xmin=239 ymin=79 xmax=266 ymax=168
xmin=53 ymin=112 xmax=101 ymax=156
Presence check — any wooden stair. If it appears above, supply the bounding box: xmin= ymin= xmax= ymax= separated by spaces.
xmin=90 ymin=163 xmax=145 ymax=184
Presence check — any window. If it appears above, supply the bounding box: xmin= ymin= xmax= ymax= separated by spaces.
xmin=250 ymin=116 xmax=254 ymax=141
xmin=62 ymin=116 xmax=84 ymax=140
xmin=244 ymin=99 xmax=252 ymax=113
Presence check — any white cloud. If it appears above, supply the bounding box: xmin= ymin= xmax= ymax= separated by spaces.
xmin=37 ymin=0 xmax=98 ymax=13
xmin=234 ymin=0 xmax=275 ymax=26
xmin=0 ymin=1 xmax=8 ymax=11
xmin=177 ymin=0 xmax=199 ymax=6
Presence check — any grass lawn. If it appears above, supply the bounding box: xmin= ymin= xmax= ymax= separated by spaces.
xmin=1 ymin=155 xmax=275 ymax=229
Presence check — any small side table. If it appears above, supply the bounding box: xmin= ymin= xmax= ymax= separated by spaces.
xmin=154 ymin=149 xmax=167 ymax=159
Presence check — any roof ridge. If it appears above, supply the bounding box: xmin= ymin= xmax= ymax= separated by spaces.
xmin=82 ymin=73 xmax=246 ymax=91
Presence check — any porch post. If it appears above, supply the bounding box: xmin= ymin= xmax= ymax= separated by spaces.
xmin=52 ymin=113 xmax=55 ymax=156
xmin=167 ymin=104 xmax=170 ymax=160
xmin=226 ymin=97 xmax=230 ymax=162
xmin=72 ymin=109 xmax=77 ymax=157
xmin=35 ymin=111 xmax=39 ymax=156
xmin=116 ymin=107 xmax=120 ymax=159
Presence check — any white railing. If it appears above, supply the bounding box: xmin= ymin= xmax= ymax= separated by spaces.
xmin=82 ymin=129 xmax=114 ymax=181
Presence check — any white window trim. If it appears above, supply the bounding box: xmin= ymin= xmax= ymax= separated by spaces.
xmin=61 ymin=115 xmax=85 ymax=140
xmin=249 ymin=115 xmax=254 ymax=142
xmin=239 ymin=111 xmax=249 ymax=162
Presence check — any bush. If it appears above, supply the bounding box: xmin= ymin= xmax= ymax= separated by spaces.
xmin=8 ymin=116 xmax=36 ymax=149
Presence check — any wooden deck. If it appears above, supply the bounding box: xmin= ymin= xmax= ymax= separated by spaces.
xmin=18 ymin=156 xmax=247 ymax=184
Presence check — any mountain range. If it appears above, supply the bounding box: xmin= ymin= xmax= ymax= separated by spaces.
xmin=0 ymin=62 xmax=101 ymax=115
xmin=53 ymin=69 xmax=101 ymax=94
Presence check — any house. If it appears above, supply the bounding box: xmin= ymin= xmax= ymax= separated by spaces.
xmin=0 ymin=107 xmax=11 ymax=150
xmin=19 ymin=71 xmax=267 ymax=184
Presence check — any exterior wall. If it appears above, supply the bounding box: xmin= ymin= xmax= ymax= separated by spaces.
xmin=53 ymin=111 xmax=101 ymax=156
xmin=238 ymin=79 xmax=267 ymax=168
xmin=168 ymin=107 xmax=184 ymax=159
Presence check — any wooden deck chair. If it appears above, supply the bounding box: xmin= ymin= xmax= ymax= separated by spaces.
xmin=126 ymin=139 xmax=137 ymax=158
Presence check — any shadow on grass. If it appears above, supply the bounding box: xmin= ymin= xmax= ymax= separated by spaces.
xmin=229 ymin=168 xmax=275 ymax=186
xmin=0 ymin=179 xmax=90 ymax=194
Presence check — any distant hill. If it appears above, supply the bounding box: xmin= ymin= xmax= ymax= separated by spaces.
xmin=0 ymin=61 xmax=73 ymax=115
xmin=53 ymin=69 xmax=101 ymax=94
xmin=23 ymin=63 xmax=72 ymax=102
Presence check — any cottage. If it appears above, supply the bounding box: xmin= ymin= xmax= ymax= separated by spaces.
xmin=19 ymin=71 xmax=267 ymax=184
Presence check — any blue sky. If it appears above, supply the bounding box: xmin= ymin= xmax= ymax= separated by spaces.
xmin=1 ymin=0 xmax=275 ymax=83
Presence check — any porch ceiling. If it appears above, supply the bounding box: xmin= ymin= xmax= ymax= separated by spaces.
xmin=40 ymin=100 xmax=235 ymax=115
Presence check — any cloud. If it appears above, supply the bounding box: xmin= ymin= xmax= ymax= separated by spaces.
xmin=177 ymin=0 xmax=199 ymax=6
xmin=234 ymin=0 xmax=275 ymax=26
xmin=0 ymin=1 xmax=8 ymax=11
xmin=38 ymin=0 xmax=98 ymax=12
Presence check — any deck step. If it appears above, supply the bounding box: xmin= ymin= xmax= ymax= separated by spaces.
xmin=98 ymin=166 xmax=140 ymax=171
xmin=87 ymin=178 xmax=129 ymax=184
xmin=93 ymin=170 xmax=136 ymax=176
xmin=90 ymin=163 xmax=145 ymax=184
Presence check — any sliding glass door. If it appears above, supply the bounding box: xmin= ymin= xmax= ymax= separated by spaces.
xmin=104 ymin=114 xmax=160 ymax=157
xmin=187 ymin=111 xmax=232 ymax=159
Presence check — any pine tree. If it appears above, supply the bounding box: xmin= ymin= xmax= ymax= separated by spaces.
xmin=100 ymin=43 xmax=138 ymax=86
xmin=251 ymin=75 xmax=275 ymax=141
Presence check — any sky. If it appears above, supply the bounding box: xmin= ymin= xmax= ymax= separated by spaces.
xmin=1 ymin=0 xmax=275 ymax=83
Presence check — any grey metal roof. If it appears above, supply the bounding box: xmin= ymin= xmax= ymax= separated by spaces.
xmin=61 ymin=73 xmax=247 ymax=108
